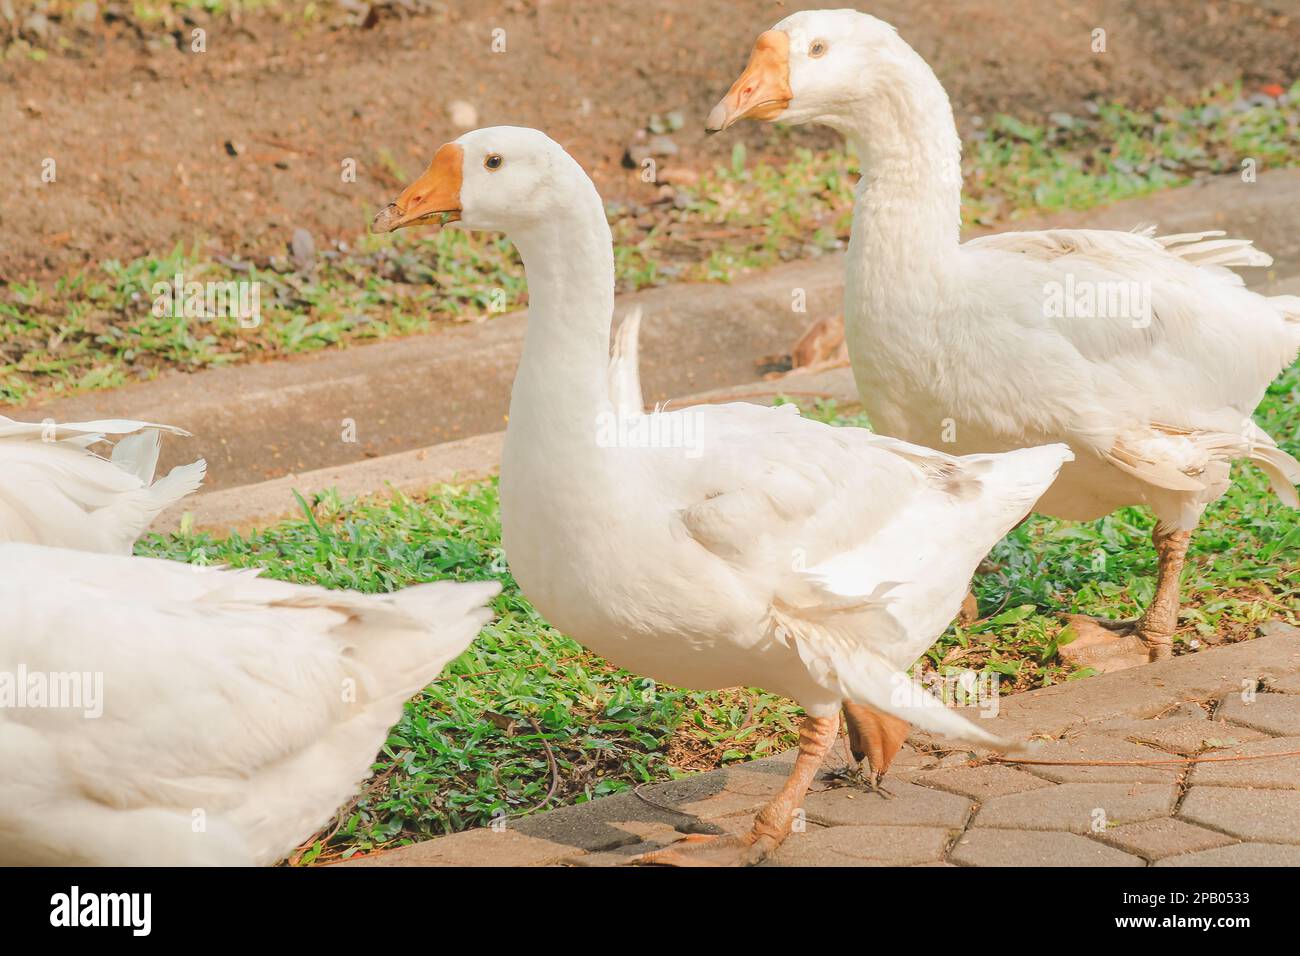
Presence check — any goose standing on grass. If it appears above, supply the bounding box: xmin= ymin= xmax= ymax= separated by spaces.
xmin=709 ymin=10 xmax=1300 ymax=665
xmin=0 ymin=416 xmax=206 ymax=553
xmin=0 ymin=543 xmax=499 ymax=865
xmin=372 ymin=126 xmax=1073 ymax=866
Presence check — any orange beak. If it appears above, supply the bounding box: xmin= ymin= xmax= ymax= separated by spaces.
xmin=705 ymin=30 xmax=792 ymax=132
xmin=371 ymin=143 xmax=464 ymax=233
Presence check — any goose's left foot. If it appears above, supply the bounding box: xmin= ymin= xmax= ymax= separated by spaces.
xmin=634 ymin=713 xmax=839 ymax=868
xmin=866 ymin=771 xmax=896 ymax=799
xmin=825 ymin=762 xmax=895 ymax=798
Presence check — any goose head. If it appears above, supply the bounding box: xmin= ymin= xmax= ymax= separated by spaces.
xmin=706 ymin=9 xmax=914 ymax=134
xmin=371 ymin=126 xmax=583 ymax=235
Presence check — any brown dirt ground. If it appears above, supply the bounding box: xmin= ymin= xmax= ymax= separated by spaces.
xmin=2 ymin=0 xmax=1298 ymax=280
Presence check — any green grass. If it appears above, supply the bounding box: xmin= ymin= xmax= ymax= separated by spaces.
xmin=5 ymin=81 xmax=1299 ymax=404
xmin=136 ymin=361 xmax=1299 ymax=862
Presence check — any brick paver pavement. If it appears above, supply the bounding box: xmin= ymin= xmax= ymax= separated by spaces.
xmin=341 ymin=623 xmax=1300 ymax=867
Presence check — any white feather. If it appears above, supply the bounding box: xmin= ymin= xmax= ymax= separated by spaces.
xmin=0 ymin=543 xmax=498 ymax=865
xmin=0 ymin=416 xmax=205 ymax=553
xmin=607 ymin=307 xmax=645 ymax=415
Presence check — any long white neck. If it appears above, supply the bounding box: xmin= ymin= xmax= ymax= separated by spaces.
xmin=505 ymin=177 xmax=616 ymax=444
xmin=832 ymin=46 xmax=963 ymax=260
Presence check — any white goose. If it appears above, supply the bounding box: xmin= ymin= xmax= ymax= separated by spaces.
xmin=709 ymin=10 xmax=1300 ymax=664
xmin=0 ymin=542 xmax=498 ymax=865
xmin=373 ymin=126 xmax=1072 ymax=865
xmin=0 ymin=416 xmax=206 ymax=553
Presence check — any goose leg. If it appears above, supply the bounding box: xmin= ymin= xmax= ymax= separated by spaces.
xmin=842 ymin=701 xmax=910 ymax=795
xmin=1130 ymin=524 xmax=1191 ymax=660
xmin=1062 ymin=524 xmax=1192 ymax=669
xmin=634 ymin=713 xmax=839 ymax=867
xmin=957 ymin=590 xmax=980 ymax=626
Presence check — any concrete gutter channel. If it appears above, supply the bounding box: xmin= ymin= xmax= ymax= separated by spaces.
xmin=12 ymin=169 xmax=1300 ymax=535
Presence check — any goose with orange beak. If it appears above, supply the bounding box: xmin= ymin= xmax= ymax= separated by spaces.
xmin=373 ymin=126 xmax=1072 ymax=866
xmin=711 ymin=6 xmax=1300 ymax=785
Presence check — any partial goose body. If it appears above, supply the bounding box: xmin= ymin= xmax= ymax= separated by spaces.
xmin=374 ymin=127 xmax=1072 ymax=863
xmin=848 ymin=221 xmax=1300 ymax=529
xmin=506 ymin=396 xmax=1071 ymax=700
xmin=710 ymin=9 xmax=1299 ymax=674
xmin=0 ymin=543 xmax=498 ymax=865
xmin=0 ymin=416 xmax=206 ymax=553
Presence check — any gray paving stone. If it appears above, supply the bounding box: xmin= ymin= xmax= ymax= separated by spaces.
xmin=1092 ymin=818 xmax=1235 ymax=861
xmin=1165 ymin=701 xmax=1217 ymax=720
xmin=1093 ymin=715 xmax=1268 ymax=755
xmin=877 ymin=746 xmax=948 ymax=776
xmin=1178 ymin=786 xmax=1300 ymax=844
xmin=1187 ymin=735 xmax=1300 ymax=789
xmin=949 ymin=828 xmax=1143 ymax=867
xmin=660 ymin=744 xmax=942 ymax=821
xmin=509 ymin=789 xmax=719 ymax=852
xmin=1268 ymin=673 xmax=1300 ymax=695
xmin=802 ymin=780 xmax=973 ymax=829
xmin=566 ymin=851 xmax=642 ymax=867
xmin=974 ymin=783 xmax=1178 ymax=834
xmin=338 ymin=827 xmax=584 ymax=867
xmin=567 ymin=829 xmax=700 ymax=867
xmin=671 ymin=764 xmax=789 ymax=820
xmin=569 ymin=815 xmax=812 ymax=866
xmin=1217 ymin=692 xmax=1300 ymax=736
xmin=1013 ymin=735 xmax=1181 ymax=785
xmin=913 ymin=763 xmax=1054 ymax=802
xmin=765 ymin=825 xmax=953 ymax=866
xmin=1155 ymin=842 xmax=1300 ymax=866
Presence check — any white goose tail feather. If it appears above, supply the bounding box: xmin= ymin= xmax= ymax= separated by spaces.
xmin=829 ymin=641 xmax=1016 ymax=751
xmin=110 ymin=430 xmax=164 ymax=484
xmin=775 ymin=606 xmax=1020 ymax=753
xmin=134 ymin=458 xmax=209 ymax=523
xmin=1248 ymin=434 xmax=1300 ymax=509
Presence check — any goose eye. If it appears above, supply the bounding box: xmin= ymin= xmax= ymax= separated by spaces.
xmin=484 ymin=153 xmax=504 ymax=171
xmin=809 ymin=39 xmax=828 ymax=58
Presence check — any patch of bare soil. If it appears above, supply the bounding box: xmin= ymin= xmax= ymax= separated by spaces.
xmin=2 ymin=0 xmax=1298 ymax=280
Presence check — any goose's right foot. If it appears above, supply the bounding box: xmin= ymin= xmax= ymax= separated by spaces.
xmin=842 ymin=701 xmax=909 ymax=793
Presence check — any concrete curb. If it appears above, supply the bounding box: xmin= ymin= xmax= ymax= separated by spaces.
xmin=152 ymin=366 xmax=860 ymax=534
xmin=154 ymin=430 xmax=505 ymax=536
